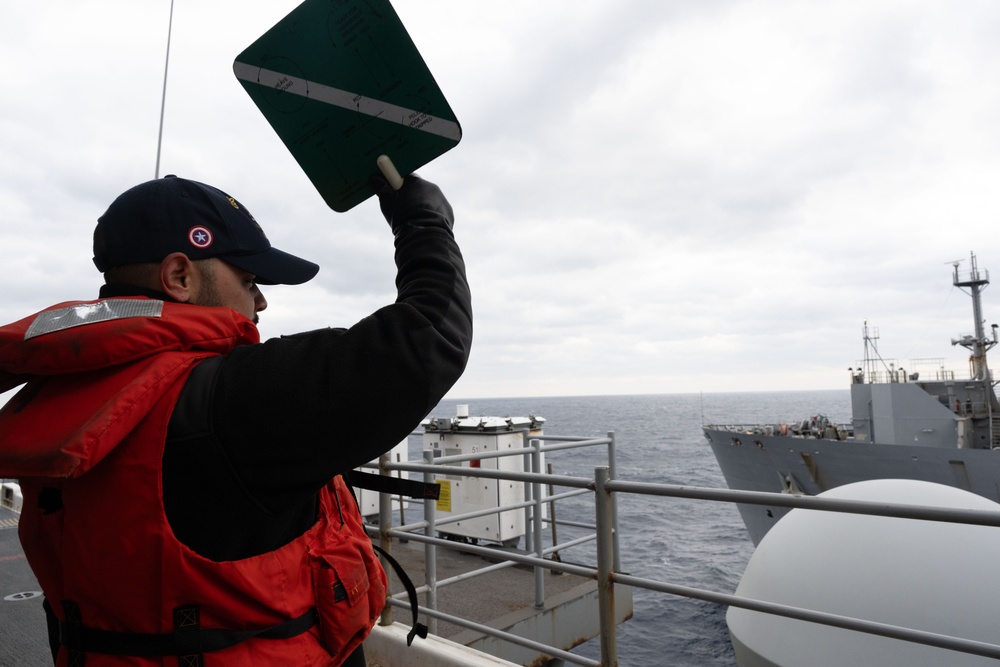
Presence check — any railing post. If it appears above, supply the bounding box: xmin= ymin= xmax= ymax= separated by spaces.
xmin=523 ymin=446 xmax=535 ymax=553
xmin=531 ymin=439 xmax=545 ymax=609
xmin=607 ymin=432 xmax=621 ymax=572
xmin=423 ymin=450 xmax=438 ymax=634
xmin=378 ymin=453 xmax=393 ymax=626
xmin=595 ymin=466 xmax=618 ymax=667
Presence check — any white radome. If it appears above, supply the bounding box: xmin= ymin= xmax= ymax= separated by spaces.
xmin=728 ymin=479 xmax=1000 ymax=667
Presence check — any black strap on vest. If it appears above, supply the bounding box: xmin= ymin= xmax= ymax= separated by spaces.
xmin=371 ymin=544 xmax=428 ymax=647
xmin=339 ymin=472 xmax=430 ymax=647
xmin=58 ymin=600 xmax=316 ymax=662
xmin=343 ymin=469 xmax=441 ymax=500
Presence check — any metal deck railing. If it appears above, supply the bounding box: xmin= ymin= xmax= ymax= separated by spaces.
xmin=363 ymin=431 xmax=1000 ymax=666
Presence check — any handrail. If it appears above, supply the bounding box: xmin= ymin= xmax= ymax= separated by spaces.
xmin=603 ymin=478 xmax=1000 ymax=527
xmin=370 ymin=433 xmax=1000 ymax=666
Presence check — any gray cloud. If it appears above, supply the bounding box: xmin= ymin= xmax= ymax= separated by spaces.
xmin=3 ymin=0 xmax=1000 ymax=399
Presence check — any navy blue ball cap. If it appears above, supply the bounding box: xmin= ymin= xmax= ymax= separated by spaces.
xmin=93 ymin=175 xmax=319 ymax=285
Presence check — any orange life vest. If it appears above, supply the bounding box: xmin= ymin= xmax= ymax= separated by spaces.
xmin=0 ymin=298 xmax=386 ymax=666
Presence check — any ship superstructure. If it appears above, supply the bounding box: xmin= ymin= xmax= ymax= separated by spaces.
xmin=704 ymin=253 xmax=1000 ymax=545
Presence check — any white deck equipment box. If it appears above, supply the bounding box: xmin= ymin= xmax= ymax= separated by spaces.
xmin=422 ymin=406 xmax=545 ymax=546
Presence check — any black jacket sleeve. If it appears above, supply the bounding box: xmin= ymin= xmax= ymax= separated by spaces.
xmin=170 ymin=176 xmax=472 ymax=517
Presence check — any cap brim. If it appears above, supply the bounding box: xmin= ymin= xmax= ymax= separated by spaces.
xmin=223 ymin=248 xmax=319 ymax=285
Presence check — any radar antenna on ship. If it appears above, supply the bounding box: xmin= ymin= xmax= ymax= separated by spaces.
xmin=951 ymin=252 xmax=996 ymax=382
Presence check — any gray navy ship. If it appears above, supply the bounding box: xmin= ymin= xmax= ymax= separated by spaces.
xmin=703 ymin=252 xmax=1000 ymax=546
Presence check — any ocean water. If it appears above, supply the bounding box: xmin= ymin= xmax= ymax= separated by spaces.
xmin=419 ymin=390 xmax=852 ymax=666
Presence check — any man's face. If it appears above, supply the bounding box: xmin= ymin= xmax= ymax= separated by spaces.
xmin=193 ymin=259 xmax=267 ymax=324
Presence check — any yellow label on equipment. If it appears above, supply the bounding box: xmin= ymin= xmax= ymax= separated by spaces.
xmin=436 ymin=480 xmax=451 ymax=512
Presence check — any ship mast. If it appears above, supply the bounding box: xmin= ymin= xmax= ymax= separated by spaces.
xmin=859 ymin=320 xmax=881 ymax=383
xmin=951 ymin=252 xmax=996 ymax=382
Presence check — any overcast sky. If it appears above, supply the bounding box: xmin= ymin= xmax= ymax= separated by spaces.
xmin=3 ymin=0 xmax=1000 ymax=401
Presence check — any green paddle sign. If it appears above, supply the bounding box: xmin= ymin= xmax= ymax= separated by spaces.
xmin=234 ymin=0 xmax=462 ymax=211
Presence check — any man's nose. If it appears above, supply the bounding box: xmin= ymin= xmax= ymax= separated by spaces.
xmin=254 ymin=286 xmax=267 ymax=312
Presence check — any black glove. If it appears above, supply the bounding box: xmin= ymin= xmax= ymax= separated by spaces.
xmin=369 ymin=173 xmax=454 ymax=236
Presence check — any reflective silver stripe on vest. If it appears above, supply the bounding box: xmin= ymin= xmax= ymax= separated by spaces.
xmin=25 ymin=299 xmax=164 ymax=340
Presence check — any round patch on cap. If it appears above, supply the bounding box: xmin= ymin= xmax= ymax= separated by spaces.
xmin=188 ymin=226 xmax=214 ymax=249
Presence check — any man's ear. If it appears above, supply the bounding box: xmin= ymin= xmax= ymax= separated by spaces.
xmin=159 ymin=252 xmax=196 ymax=303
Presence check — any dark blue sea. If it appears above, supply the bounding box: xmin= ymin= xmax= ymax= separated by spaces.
xmin=419 ymin=390 xmax=852 ymax=666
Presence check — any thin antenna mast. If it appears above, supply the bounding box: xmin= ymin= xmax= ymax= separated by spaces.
xmin=155 ymin=0 xmax=175 ymax=179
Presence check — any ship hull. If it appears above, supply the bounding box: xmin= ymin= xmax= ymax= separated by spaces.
xmin=703 ymin=427 xmax=1000 ymax=545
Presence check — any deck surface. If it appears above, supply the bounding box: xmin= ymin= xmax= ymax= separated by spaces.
xmin=0 ymin=505 xmax=50 ymax=667
xmin=380 ymin=535 xmax=593 ymax=641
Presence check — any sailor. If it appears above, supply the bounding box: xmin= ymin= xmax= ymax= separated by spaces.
xmin=0 ymin=173 xmax=472 ymax=666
